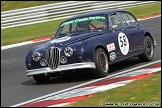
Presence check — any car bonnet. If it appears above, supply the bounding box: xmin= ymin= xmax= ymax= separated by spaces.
xmin=45 ymin=31 xmax=102 ymax=48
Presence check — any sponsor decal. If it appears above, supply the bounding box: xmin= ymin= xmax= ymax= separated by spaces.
xmin=50 ymin=36 xmax=71 ymax=43
xmin=118 ymin=32 xmax=129 ymax=55
xmin=107 ymin=43 xmax=116 ymax=52
xmin=61 ymin=16 xmax=106 ymax=26
xmin=110 ymin=52 xmax=116 ymax=61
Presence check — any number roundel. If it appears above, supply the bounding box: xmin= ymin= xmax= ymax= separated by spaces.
xmin=118 ymin=32 xmax=129 ymax=55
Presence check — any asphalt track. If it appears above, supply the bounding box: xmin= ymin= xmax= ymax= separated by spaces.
xmin=1 ymin=17 xmax=161 ymax=107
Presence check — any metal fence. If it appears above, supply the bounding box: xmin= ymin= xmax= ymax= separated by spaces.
xmin=1 ymin=1 xmax=158 ymax=29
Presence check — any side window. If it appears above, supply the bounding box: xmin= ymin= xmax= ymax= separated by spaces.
xmin=109 ymin=13 xmax=122 ymax=30
xmin=127 ymin=13 xmax=138 ymax=26
xmin=119 ymin=12 xmax=131 ymax=27
xmin=62 ymin=25 xmax=70 ymax=34
xmin=90 ymin=20 xmax=104 ymax=30
xmin=71 ymin=23 xmax=77 ymax=33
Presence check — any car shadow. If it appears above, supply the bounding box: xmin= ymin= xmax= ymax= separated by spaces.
xmin=109 ymin=57 xmax=141 ymax=73
xmin=21 ymin=72 xmax=93 ymax=85
xmin=21 ymin=57 xmax=142 ymax=85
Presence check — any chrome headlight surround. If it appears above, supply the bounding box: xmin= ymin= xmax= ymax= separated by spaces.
xmin=32 ymin=52 xmax=41 ymax=61
xmin=64 ymin=47 xmax=73 ymax=57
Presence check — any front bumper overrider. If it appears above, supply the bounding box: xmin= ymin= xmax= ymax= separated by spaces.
xmin=26 ymin=62 xmax=96 ymax=76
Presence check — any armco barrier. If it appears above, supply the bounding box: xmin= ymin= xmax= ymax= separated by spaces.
xmin=1 ymin=1 xmax=159 ymax=29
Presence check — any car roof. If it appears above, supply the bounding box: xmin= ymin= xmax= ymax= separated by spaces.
xmin=64 ymin=9 xmax=128 ymax=21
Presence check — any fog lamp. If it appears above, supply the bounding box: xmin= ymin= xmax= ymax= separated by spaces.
xmin=40 ymin=59 xmax=46 ymax=66
xmin=60 ymin=56 xmax=67 ymax=64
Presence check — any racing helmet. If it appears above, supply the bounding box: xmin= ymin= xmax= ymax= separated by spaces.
xmin=76 ymin=21 xmax=89 ymax=31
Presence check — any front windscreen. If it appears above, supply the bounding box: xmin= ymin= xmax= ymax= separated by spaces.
xmin=56 ymin=16 xmax=106 ymax=36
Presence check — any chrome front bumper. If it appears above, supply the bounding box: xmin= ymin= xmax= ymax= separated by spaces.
xmin=26 ymin=62 xmax=96 ymax=76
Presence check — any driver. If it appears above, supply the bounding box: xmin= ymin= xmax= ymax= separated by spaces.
xmin=76 ymin=21 xmax=90 ymax=31
xmin=110 ymin=17 xmax=116 ymax=25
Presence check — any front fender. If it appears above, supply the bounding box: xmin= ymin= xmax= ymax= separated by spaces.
xmin=62 ymin=40 xmax=99 ymax=64
xmin=81 ymin=36 xmax=108 ymax=62
xmin=25 ymin=44 xmax=47 ymax=69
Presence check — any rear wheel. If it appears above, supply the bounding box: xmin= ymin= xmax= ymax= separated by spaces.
xmin=93 ymin=48 xmax=109 ymax=78
xmin=33 ymin=74 xmax=50 ymax=83
xmin=139 ymin=36 xmax=154 ymax=62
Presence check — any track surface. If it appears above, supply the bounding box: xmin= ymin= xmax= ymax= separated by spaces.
xmin=1 ymin=17 xmax=161 ymax=107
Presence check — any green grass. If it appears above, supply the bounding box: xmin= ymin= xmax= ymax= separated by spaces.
xmin=125 ymin=2 xmax=161 ymax=18
xmin=1 ymin=2 xmax=161 ymax=46
xmin=68 ymin=72 xmax=161 ymax=107
xmin=1 ymin=19 xmax=64 ymax=45
xmin=1 ymin=1 xmax=64 ymax=11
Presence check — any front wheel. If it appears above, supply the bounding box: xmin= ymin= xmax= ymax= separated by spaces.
xmin=139 ymin=36 xmax=154 ymax=62
xmin=33 ymin=74 xmax=50 ymax=83
xmin=92 ymin=48 xmax=109 ymax=78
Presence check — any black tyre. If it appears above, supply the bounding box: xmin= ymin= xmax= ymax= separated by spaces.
xmin=33 ymin=74 xmax=50 ymax=83
xmin=139 ymin=36 xmax=154 ymax=62
xmin=93 ymin=48 xmax=109 ymax=78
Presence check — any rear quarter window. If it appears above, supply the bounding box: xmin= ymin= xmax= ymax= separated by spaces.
xmin=127 ymin=13 xmax=138 ymax=26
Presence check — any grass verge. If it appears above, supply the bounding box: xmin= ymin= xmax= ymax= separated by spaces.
xmin=68 ymin=72 xmax=161 ymax=107
xmin=1 ymin=2 xmax=161 ymax=46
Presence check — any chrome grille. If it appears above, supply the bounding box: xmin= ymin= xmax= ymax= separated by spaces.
xmin=46 ymin=47 xmax=60 ymax=69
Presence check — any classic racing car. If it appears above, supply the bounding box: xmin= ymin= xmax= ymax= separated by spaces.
xmin=25 ymin=9 xmax=155 ymax=83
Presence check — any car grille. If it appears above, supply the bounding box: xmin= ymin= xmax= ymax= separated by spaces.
xmin=46 ymin=47 xmax=60 ymax=69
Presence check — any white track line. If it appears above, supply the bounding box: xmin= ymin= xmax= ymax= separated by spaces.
xmin=11 ymin=60 xmax=161 ymax=107
xmin=1 ymin=38 xmax=50 ymax=50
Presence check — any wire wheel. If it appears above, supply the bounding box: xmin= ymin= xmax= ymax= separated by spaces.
xmin=99 ymin=52 xmax=108 ymax=72
xmin=93 ymin=48 xmax=109 ymax=78
xmin=139 ymin=36 xmax=154 ymax=62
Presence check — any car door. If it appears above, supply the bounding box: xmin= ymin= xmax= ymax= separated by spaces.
xmin=107 ymin=12 xmax=133 ymax=62
xmin=118 ymin=12 xmax=144 ymax=55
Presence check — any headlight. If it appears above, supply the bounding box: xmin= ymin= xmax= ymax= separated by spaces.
xmin=32 ymin=52 xmax=41 ymax=61
xmin=64 ymin=47 xmax=73 ymax=57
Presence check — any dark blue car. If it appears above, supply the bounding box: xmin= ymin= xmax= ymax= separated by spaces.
xmin=25 ymin=9 xmax=155 ymax=83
